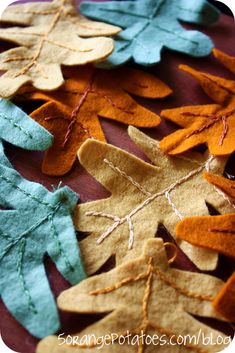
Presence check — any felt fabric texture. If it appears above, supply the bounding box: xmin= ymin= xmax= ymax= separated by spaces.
xmin=213 ymin=272 xmax=235 ymax=322
xmin=0 ymin=0 xmax=121 ymax=98
xmin=0 ymin=163 xmax=86 ymax=338
xmin=176 ymin=172 xmax=235 ymax=257
xmin=37 ymin=239 xmax=228 ymax=353
xmin=204 ymin=172 xmax=235 ymax=199
xmin=74 ymin=126 xmax=234 ymax=274
xmin=176 ymin=211 xmax=235 ymax=258
xmin=0 ymin=98 xmax=52 ymax=165
xmin=17 ymin=66 xmax=171 ymax=176
xmin=0 ymin=141 xmax=11 ymax=167
xmin=160 ymin=50 xmax=235 ymax=156
xmin=80 ymin=0 xmax=219 ymax=68
xmin=176 ymin=173 xmax=235 ymax=322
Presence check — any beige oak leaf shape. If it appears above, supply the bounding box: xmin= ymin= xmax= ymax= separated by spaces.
xmin=37 ymin=239 xmax=228 ymax=353
xmin=0 ymin=0 xmax=120 ymax=98
xmin=74 ymin=126 xmax=234 ymax=274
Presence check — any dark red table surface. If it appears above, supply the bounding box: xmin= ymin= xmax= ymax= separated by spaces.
xmin=0 ymin=2 xmax=235 ymax=352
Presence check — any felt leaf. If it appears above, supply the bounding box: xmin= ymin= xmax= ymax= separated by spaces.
xmin=0 ymin=163 xmax=86 ymax=338
xmin=213 ymin=272 xmax=235 ymax=322
xmin=0 ymin=141 xmax=11 ymax=167
xmin=0 ymin=98 xmax=52 ymax=151
xmin=160 ymin=53 xmax=235 ymax=156
xmin=0 ymin=0 xmax=121 ymax=98
xmin=176 ymin=173 xmax=235 ymax=322
xmin=176 ymin=170 xmax=235 ymax=258
xmin=213 ymin=48 xmax=235 ymax=75
xmin=80 ymin=0 xmax=219 ymax=68
xmin=37 ymin=239 xmax=228 ymax=353
xmin=74 ymin=127 xmax=234 ymax=274
xmin=17 ymin=66 xmax=171 ymax=176
xmin=0 ymin=98 xmax=52 ymax=166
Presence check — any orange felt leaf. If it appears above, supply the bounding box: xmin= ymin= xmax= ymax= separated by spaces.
xmin=160 ymin=50 xmax=235 ymax=156
xmin=204 ymin=172 xmax=235 ymax=200
xmin=213 ymin=48 xmax=235 ymax=75
xmin=213 ymin=272 xmax=235 ymax=322
xmin=176 ymin=172 xmax=235 ymax=322
xmin=176 ymin=213 xmax=235 ymax=258
xmin=19 ymin=66 xmax=172 ymax=176
xmin=176 ymin=172 xmax=235 ymax=258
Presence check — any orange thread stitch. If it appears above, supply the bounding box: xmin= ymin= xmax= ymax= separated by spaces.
xmin=13 ymin=0 xmax=93 ymax=78
xmin=182 ymin=108 xmax=235 ymax=146
xmin=83 ymin=254 xmax=212 ymax=352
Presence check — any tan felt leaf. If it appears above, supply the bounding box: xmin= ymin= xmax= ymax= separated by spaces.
xmin=17 ymin=66 xmax=171 ymax=176
xmin=0 ymin=0 xmax=121 ymax=97
xmin=160 ymin=50 xmax=235 ymax=156
xmin=74 ymin=127 xmax=234 ymax=274
xmin=37 ymin=239 xmax=228 ymax=353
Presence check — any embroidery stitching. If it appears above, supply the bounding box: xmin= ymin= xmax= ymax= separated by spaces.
xmin=86 ymin=156 xmax=217 ymax=248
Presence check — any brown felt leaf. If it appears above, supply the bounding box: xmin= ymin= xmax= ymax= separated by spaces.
xmin=176 ymin=173 xmax=235 ymax=322
xmin=37 ymin=239 xmax=228 ymax=353
xmin=0 ymin=0 xmax=121 ymax=98
xmin=160 ymin=50 xmax=235 ymax=156
xmin=74 ymin=127 xmax=234 ymax=274
xmin=17 ymin=66 xmax=171 ymax=176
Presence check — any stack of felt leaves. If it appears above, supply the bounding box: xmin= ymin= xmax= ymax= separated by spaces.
xmin=0 ymin=0 xmax=235 ymax=352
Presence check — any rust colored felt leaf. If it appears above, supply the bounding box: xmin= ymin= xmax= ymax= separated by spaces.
xmin=0 ymin=0 xmax=120 ymax=98
xmin=73 ymin=127 xmax=235 ymax=275
xmin=37 ymin=239 xmax=228 ymax=353
xmin=214 ymin=272 xmax=235 ymax=322
xmin=18 ymin=66 xmax=172 ymax=176
xmin=176 ymin=173 xmax=235 ymax=258
xmin=160 ymin=49 xmax=235 ymax=156
xmin=176 ymin=173 xmax=235 ymax=321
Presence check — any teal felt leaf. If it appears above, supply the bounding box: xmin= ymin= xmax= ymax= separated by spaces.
xmin=80 ymin=0 xmax=220 ymax=67
xmin=0 ymin=98 xmax=53 ymax=165
xmin=0 ymin=164 xmax=86 ymax=338
xmin=0 ymin=141 xmax=12 ymax=168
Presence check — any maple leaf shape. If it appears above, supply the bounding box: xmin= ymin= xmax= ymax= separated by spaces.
xmin=0 ymin=163 xmax=86 ymax=338
xmin=37 ymin=239 xmax=228 ymax=353
xmin=0 ymin=0 xmax=120 ymax=98
xmin=160 ymin=50 xmax=235 ymax=156
xmin=80 ymin=0 xmax=219 ymax=68
xmin=17 ymin=66 xmax=171 ymax=176
xmin=0 ymin=98 xmax=52 ymax=167
xmin=74 ymin=126 xmax=234 ymax=274
xmin=176 ymin=173 xmax=235 ymax=322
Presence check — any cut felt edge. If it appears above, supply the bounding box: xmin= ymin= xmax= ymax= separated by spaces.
xmin=213 ymin=272 xmax=235 ymax=322
xmin=176 ymin=214 xmax=235 ymax=259
xmin=0 ymin=98 xmax=53 ymax=151
xmin=213 ymin=48 xmax=235 ymax=75
xmin=118 ymin=67 xmax=173 ymax=99
xmin=204 ymin=172 xmax=235 ymax=200
xmin=179 ymin=64 xmax=235 ymax=104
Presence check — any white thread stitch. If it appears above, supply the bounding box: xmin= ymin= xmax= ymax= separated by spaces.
xmin=165 ymin=191 xmax=184 ymax=220
xmin=96 ymin=219 xmax=122 ymax=244
xmin=205 ymin=155 xmax=214 ymax=172
xmin=86 ymin=156 xmax=216 ymax=248
xmin=85 ymin=211 xmax=120 ymax=222
xmin=126 ymin=216 xmax=134 ymax=250
xmin=104 ymin=159 xmax=152 ymax=196
xmin=213 ymin=186 xmax=235 ymax=210
xmin=176 ymin=155 xmax=202 ymax=166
